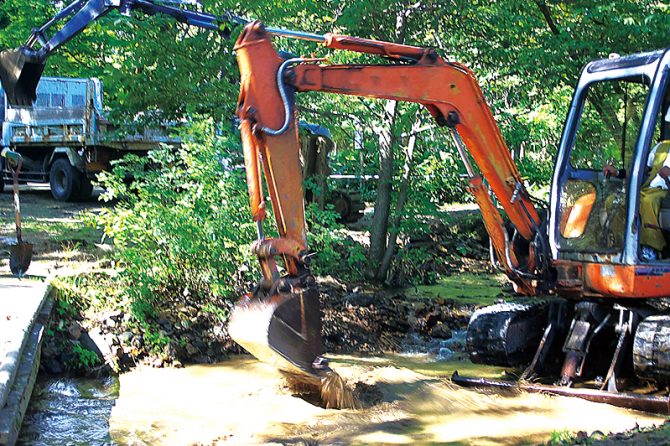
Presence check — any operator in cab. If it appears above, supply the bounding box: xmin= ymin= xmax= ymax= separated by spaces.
xmin=604 ymin=140 xmax=670 ymax=261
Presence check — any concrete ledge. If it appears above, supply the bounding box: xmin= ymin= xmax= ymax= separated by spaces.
xmin=0 ymin=278 xmax=50 ymax=409
xmin=0 ymin=279 xmax=52 ymax=446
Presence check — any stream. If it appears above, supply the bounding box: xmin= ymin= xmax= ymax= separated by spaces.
xmin=18 ymin=352 xmax=664 ymax=445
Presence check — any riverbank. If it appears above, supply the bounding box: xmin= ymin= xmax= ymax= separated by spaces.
xmin=40 ymin=268 xmax=503 ymax=375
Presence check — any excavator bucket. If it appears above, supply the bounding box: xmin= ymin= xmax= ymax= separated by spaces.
xmin=228 ymin=286 xmax=324 ymax=385
xmin=0 ymin=48 xmax=45 ymax=107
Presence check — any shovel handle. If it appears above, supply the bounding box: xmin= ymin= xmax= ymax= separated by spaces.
xmin=10 ymin=156 xmax=23 ymax=243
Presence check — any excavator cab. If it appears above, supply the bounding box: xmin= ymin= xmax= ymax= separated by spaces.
xmin=0 ymin=48 xmax=45 ymax=107
xmin=551 ymin=49 xmax=670 ymax=291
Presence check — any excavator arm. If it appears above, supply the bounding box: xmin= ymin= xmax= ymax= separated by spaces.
xmin=234 ymin=22 xmax=548 ymax=295
xmin=0 ymin=0 xmax=244 ymax=106
xmin=229 ymin=21 xmax=554 ymax=385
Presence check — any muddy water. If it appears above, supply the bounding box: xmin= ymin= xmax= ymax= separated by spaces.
xmin=21 ymin=355 xmax=664 ymax=445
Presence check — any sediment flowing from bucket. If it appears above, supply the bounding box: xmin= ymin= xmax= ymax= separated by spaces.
xmin=284 ymin=369 xmax=360 ymax=409
xmin=319 ymin=370 xmax=360 ymax=409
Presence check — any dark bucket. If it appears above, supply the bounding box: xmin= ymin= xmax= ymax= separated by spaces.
xmin=228 ymin=286 xmax=324 ymax=384
xmin=0 ymin=48 xmax=45 ymax=106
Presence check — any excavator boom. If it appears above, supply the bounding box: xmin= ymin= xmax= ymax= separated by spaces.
xmin=231 ymin=21 xmax=550 ymax=383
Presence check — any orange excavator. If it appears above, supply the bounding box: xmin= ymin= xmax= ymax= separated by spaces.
xmin=5 ymin=1 xmax=670 ymax=413
xmin=229 ymin=22 xmax=670 ymax=412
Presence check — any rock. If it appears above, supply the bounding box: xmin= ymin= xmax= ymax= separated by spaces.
xmin=212 ymin=324 xmax=224 ymax=337
xmin=430 ymin=323 xmax=452 ymax=339
xmin=173 ymin=360 xmax=183 ymax=368
xmin=67 ymin=322 xmax=82 ymax=340
xmin=112 ymin=345 xmax=125 ymax=359
xmin=79 ymin=331 xmax=105 ymax=359
xmin=164 ymin=342 xmax=178 ymax=359
xmin=42 ymin=357 xmax=64 ymax=374
xmin=317 ymin=275 xmax=347 ymax=291
xmin=119 ymin=331 xmax=133 ymax=345
xmin=425 ymin=310 xmax=442 ymax=328
xmin=132 ymin=335 xmax=144 ymax=349
xmin=185 ymin=343 xmax=199 ymax=356
xmin=157 ymin=318 xmax=171 ymax=329
xmin=404 ymin=314 xmax=416 ymax=330
xmin=412 ymin=302 xmax=427 ymax=313
xmin=345 ymin=293 xmax=375 ymax=307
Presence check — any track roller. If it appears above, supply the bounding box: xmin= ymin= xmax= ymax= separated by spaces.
xmin=467 ymin=300 xmax=549 ymax=366
xmin=633 ymin=315 xmax=670 ymax=383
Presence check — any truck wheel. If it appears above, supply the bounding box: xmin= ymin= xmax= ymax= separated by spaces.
xmin=332 ymin=192 xmax=352 ymax=221
xmin=50 ymin=158 xmax=81 ymax=202
xmin=77 ymin=176 xmax=94 ymax=201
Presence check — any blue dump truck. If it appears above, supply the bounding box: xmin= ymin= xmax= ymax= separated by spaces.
xmin=0 ymin=77 xmax=177 ymax=201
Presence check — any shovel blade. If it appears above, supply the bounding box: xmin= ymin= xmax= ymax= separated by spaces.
xmin=0 ymin=48 xmax=45 ymax=107
xmin=229 ymin=285 xmax=323 ymax=384
xmin=9 ymin=241 xmax=32 ymax=276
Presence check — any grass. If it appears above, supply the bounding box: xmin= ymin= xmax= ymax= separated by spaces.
xmin=18 ymin=217 xmax=100 ymax=243
xmin=406 ymin=273 xmax=509 ymax=306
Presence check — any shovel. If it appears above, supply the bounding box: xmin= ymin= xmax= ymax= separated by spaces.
xmin=229 ymin=284 xmax=362 ymax=409
xmin=3 ymin=150 xmax=32 ymax=276
xmin=0 ymin=47 xmax=45 ymax=107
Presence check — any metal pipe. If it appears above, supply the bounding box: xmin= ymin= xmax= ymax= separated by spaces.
xmin=451 ymin=372 xmax=670 ymax=415
xmin=449 ymin=128 xmax=475 ymax=177
xmin=266 ymin=27 xmax=326 ymax=43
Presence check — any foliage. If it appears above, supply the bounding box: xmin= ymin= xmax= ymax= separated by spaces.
xmin=1 ymin=0 xmax=669 ymax=280
xmin=44 ymin=276 xmax=112 ymax=373
xmin=70 ymin=343 xmax=101 ymax=369
xmin=545 ymin=429 xmax=592 ymax=446
xmin=305 ymin=204 xmax=367 ymax=281
xmin=93 ymin=120 xmax=256 ymax=320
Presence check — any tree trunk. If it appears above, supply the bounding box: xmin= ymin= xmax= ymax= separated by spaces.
xmin=366 ymin=100 xmax=398 ymax=278
xmin=379 ymin=115 xmax=421 ymax=281
xmin=365 ymin=7 xmax=413 ymax=280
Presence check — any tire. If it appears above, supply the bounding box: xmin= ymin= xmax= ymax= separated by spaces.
xmin=331 ymin=192 xmax=352 ymax=221
xmin=0 ymin=158 xmax=4 ymax=194
xmin=49 ymin=158 xmax=81 ymax=202
xmin=77 ymin=176 xmax=94 ymax=201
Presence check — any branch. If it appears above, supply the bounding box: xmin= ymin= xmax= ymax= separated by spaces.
xmin=533 ymin=0 xmax=560 ymax=35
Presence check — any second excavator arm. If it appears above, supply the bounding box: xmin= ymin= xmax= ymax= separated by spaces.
xmin=0 ymin=0 xmax=330 ymax=107
xmin=0 ymin=0 xmax=244 ymax=106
